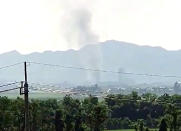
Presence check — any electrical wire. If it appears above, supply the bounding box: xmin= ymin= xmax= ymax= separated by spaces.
xmin=0 ymin=82 xmax=20 ymax=88
xmin=0 ymin=87 xmax=20 ymax=93
xmin=0 ymin=62 xmax=23 ymax=70
xmin=28 ymin=61 xmax=181 ymax=79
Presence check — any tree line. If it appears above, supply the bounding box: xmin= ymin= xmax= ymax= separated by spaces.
xmin=0 ymin=92 xmax=180 ymax=131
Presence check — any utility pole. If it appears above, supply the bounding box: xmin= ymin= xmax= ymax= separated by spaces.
xmin=24 ymin=61 xmax=29 ymax=131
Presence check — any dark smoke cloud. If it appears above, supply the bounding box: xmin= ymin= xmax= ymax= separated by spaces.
xmin=61 ymin=8 xmax=99 ymax=48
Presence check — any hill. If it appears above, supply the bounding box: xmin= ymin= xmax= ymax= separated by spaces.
xmin=0 ymin=40 xmax=181 ymax=85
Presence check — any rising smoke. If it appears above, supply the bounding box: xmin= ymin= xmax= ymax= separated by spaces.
xmin=60 ymin=1 xmax=101 ymax=83
xmin=61 ymin=8 xmax=98 ymax=48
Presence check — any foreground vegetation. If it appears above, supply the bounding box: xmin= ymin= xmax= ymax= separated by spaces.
xmin=0 ymin=92 xmax=181 ymax=130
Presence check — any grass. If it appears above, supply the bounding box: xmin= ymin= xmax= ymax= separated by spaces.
xmin=106 ymin=129 xmax=134 ymax=131
xmin=105 ymin=129 xmax=157 ymax=131
xmin=0 ymin=92 xmax=65 ymax=99
xmin=0 ymin=92 xmax=86 ymax=99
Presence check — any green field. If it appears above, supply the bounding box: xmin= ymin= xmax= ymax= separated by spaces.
xmin=0 ymin=92 xmax=66 ymax=99
xmin=106 ymin=129 xmax=134 ymax=131
xmin=105 ymin=129 xmax=157 ymax=131
xmin=0 ymin=92 xmax=88 ymax=100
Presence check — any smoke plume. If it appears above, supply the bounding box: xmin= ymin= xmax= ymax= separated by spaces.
xmin=60 ymin=1 xmax=101 ymax=83
xmin=61 ymin=7 xmax=98 ymax=48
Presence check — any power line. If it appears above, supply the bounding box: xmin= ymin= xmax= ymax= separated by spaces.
xmin=0 ymin=87 xmax=20 ymax=93
xmin=0 ymin=82 xmax=20 ymax=88
xmin=0 ymin=62 xmax=23 ymax=70
xmin=28 ymin=61 xmax=181 ymax=79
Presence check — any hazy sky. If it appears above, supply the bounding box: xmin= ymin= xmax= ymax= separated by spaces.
xmin=0 ymin=0 xmax=181 ymax=54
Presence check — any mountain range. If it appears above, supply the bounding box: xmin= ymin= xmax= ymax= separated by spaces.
xmin=0 ymin=40 xmax=181 ymax=85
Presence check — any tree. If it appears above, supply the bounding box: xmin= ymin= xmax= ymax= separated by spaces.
xmin=83 ymin=96 xmax=108 ymax=131
xmin=134 ymin=125 xmax=138 ymax=131
xmin=159 ymin=119 xmax=167 ymax=131
xmin=139 ymin=120 xmax=144 ymax=131
xmin=55 ymin=109 xmax=64 ymax=131
xmin=166 ymin=104 xmax=179 ymax=131
xmin=146 ymin=127 xmax=149 ymax=131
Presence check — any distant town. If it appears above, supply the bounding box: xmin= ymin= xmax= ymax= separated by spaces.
xmin=26 ymin=81 xmax=181 ymax=98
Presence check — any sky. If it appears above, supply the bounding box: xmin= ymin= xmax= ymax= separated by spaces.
xmin=0 ymin=0 xmax=181 ymax=54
